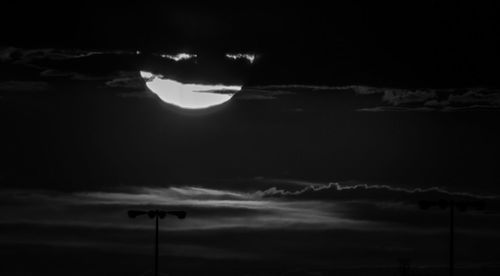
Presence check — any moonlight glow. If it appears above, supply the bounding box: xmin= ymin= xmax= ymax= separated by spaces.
xmin=140 ymin=71 xmax=241 ymax=109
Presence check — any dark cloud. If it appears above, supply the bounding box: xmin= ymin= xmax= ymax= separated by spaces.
xmin=1 ymin=46 xmax=140 ymax=85
xmin=0 ymin=80 xmax=49 ymax=92
xmin=0 ymin=47 xmax=17 ymax=61
xmin=234 ymin=88 xmax=295 ymax=100
xmin=446 ymin=89 xmax=500 ymax=107
xmin=2 ymin=179 xmax=498 ymax=237
xmin=3 ymin=46 xmax=500 ymax=111
xmin=250 ymin=85 xmax=500 ymax=111
xmin=250 ymin=178 xmax=500 ymax=228
xmin=0 ymin=183 xmax=500 ymax=274
xmin=357 ymin=87 xmax=500 ymax=112
xmin=40 ymin=69 xmax=104 ymax=81
xmin=0 ymin=185 xmax=368 ymax=232
xmin=1 ymin=46 xmax=135 ymax=64
xmin=256 ymin=178 xmax=498 ymax=202
xmin=104 ymin=71 xmax=145 ymax=90
xmin=357 ymin=106 xmax=435 ymax=112
xmin=382 ymin=89 xmax=437 ymax=106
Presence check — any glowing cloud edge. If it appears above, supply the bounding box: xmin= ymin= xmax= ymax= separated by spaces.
xmin=225 ymin=53 xmax=256 ymax=63
xmin=159 ymin=53 xmax=197 ymax=62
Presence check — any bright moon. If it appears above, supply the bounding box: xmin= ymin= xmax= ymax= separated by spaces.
xmin=140 ymin=71 xmax=242 ymax=109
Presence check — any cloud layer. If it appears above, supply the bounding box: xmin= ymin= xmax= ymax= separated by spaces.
xmin=2 ymin=46 xmax=500 ymax=111
xmin=1 ymin=177 xmax=500 ymax=274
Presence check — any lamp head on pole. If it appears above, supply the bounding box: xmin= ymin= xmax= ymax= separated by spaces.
xmin=167 ymin=211 xmax=187 ymax=219
xmin=128 ymin=210 xmax=148 ymax=218
xmin=418 ymin=200 xmax=433 ymax=210
xmin=127 ymin=209 xmax=187 ymax=219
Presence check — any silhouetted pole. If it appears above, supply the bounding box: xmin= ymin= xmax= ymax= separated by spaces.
xmin=449 ymin=201 xmax=454 ymax=276
xmin=419 ymin=199 xmax=484 ymax=276
xmin=128 ymin=209 xmax=187 ymax=276
xmin=155 ymin=214 xmax=159 ymax=276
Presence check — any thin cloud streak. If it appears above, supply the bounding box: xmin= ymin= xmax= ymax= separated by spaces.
xmin=225 ymin=53 xmax=256 ymax=63
xmin=0 ymin=186 xmax=376 ymax=232
xmin=158 ymin=52 xmax=197 ymax=61
xmin=0 ymin=81 xmax=50 ymax=92
xmin=1 ymin=181 xmax=498 ymax=263
xmin=2 ymin=180 xmax=497 ymax=235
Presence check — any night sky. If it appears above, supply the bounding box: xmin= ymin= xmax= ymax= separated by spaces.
xmin=1 ymin=2 xmax=500 ymax=276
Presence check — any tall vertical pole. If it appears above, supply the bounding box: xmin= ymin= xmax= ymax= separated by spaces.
xmin=449 ymin=202 xmax=454 ymax=276
xmin=155 ymin=214 xmax=159 ymax=276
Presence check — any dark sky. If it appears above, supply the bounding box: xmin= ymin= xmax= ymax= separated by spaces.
xmin=1 ymin=2 xmax=500 ymax=276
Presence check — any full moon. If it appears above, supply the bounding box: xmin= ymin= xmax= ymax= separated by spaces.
xmin=140 ymin=71 xmax=241 ymax=109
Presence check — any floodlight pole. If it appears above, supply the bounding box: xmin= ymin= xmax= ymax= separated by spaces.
xmin=128 ymin=209 xmax=186 ymax=276
xmin=155 ymin=214 xmax=159 ymax=276
xmin=419 ymin=199 xmax=484 ymax=276
xmin=449 ymin=201 xmax=454 ymax=276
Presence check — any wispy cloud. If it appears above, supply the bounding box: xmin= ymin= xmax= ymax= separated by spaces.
xmin=3 ymin=46 xmax=500 ymax=111
xmin=0 ymin=81 xmax=49 ymax=92
xmin=357 ymin=106 xmax=435 ymax=112
xmin=255 ymin=179 xmax=498 ymax=200
xmin=235 ymin=88 xmax=295 ymax=100
xmin=158 ymin=52 xmax=197 ymax=62
xmin=250 ymin=85 xmax=500 ymax=111
xmin=1 ymin=46 xmax=135 ymax=64
xmin=2 ymin=180 xmax=499 ymax=263
xmin=0 ymin=185 xmax=375 ymax=232
xmin=39 ymin=69 xmax=105 ymax=81
xmin=2 ymin=179 xmax=497 ymax=234
xmin=0 ymin=47 xmax=17 ymax=61
xmin=104 ymin=71 xmax=144 ymax=89
xmin=225 ymin=53 xmax=256 ymax=64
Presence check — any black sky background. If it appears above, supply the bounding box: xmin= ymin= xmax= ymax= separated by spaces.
xmin=1 ymin=1 xmax=500 ymax=276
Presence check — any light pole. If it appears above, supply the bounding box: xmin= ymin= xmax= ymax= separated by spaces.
xmin=418 ymin=199 xmax=484 ymax=276
xmin=128 ymin=209 xmax=187 ymax=276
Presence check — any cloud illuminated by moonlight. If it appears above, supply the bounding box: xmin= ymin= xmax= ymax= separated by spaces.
xmin=160 ymin=52 xmax=197 ymax=61
xmin=140 ymin=71 xmax=242 ymax=109
xmin=225 ymin=53 xmax=256 ymax=63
